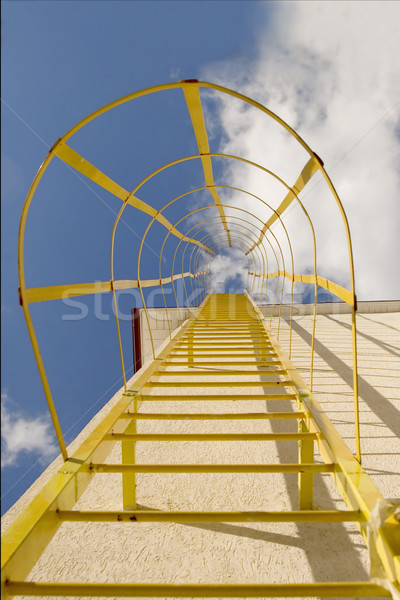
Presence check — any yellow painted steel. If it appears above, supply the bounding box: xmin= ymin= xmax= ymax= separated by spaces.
xmin=143 ymin=381 xmax=294 ymax=388
xmin=118 ymin=411 xmax=305 ymax=420
xmin=90 ymin=463 xmax=329 ymax=473
xmin=161 ymin=361 xmax=281 ymax=365
xmin=152 ymin=369 xmax=285 ymax=376
xmin=58 ymin=509 xmax=362 ymax=522
xmin=53 ymin=142 xmax=213 ymax=254
xmin=138 ymin=393 xmax=298 ymax=401
xmin=3 ymin=581 xmax=391 ymax=597
xmin=246 ymin=154 xmax=322 ymax=254
xmin=3 ymin=293 xmax=399 ymax=599
xmin=245 ymin=292 xmax=400 ymax=589
xmin=106 ymin=148 xmax=324 ymax=381
xmin=182 ymin=85 xmax=231 ymax=245
xmin=104 ymin=432 xmax=319 ymax=441
xmin=298 ymin=418 xmax=314 ymax=510
xmin=1 ymin=293 xmax=210 ymax=594
xmin=179 ymin=211 xmax=283 ymax=308
xmin=250 ymin=270 xmax=353 ymax=306
xmin=155 ymin=205 xmax=272 ymax=322
xmin=9 ymin=79 xmax=392 ymax=597
xmin=24 ymin=272 xmax=199 ymax=303
xmin=121 ymin=395 xmax=137 ymax=509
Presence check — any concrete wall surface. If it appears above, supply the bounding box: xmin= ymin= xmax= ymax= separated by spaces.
xmin=258 ymin=299 xmax=400 ymax=316
xmin=140 ymin=307 xmax=197 ymax=364
xmin=141 ymin=302 xmax=400 ymax=362
xmin=2 ymin=305 xmax=399 ymax=597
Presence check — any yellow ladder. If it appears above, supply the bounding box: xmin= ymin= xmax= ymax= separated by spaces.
xmin=2 ymin=293 xmax=399 ymax=598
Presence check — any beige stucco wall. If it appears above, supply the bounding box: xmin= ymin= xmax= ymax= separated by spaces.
xmin=140 ymin=306 xmax=198 ymax=364
xmin=2 ymin=302 xmax=399 ymax=596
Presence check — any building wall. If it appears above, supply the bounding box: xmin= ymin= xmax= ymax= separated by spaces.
xmin=2 ymin=302 xmax=399 ymax=592
xmin=140 ymin=306 xmax=198 ymax=365
xmin=274 ymin=308 xmax=400 ymax=497
xmin=141 ymin=301 xmax=400 ymax=362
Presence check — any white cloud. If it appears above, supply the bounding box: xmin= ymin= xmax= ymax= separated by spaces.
xmin=169 ymin=67 xmax=182 ymax=80
xmin=1 ymin=392 xmax=58 ymax=468
xmin=202 ymin=1 xmax=400 ymax=300
xmin=210 ymin=248 xmax=250 ymax=293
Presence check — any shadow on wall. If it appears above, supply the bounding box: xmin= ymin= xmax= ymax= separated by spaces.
xmin=289 ymin=317 xmax=400 ymax=438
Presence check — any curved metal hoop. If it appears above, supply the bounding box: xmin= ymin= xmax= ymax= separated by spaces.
xmin=18 ymin=80 xmax=361 ymax=462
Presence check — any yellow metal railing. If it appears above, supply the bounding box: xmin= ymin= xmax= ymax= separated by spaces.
xmin=17 ymin=81 xmax=360 ymax=463
xmin=5 ymin=79 xmax=392 ymax=598
xmin=2 ymin=293 xmax=399 ymax=598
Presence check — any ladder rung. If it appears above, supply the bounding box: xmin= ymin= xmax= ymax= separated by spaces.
xmin=144 ymin=381 xmax=293 ymax=388
xmin=6 ymin=294 xmax=394 ymax=600
xmin=194 ymin=318 xmax=256 ymax=321
xmin=178 ymin=338 xmax=272 ymax=342
xmin=104 ymin=432 xmax=318 ymax=441
xmin=198 ymin=323 xmax=260 ymax=326
xmin=178 ymin=341 xmax=272 ymax=344
xmin=153 ymin=370 xmax=287 ymax=376
xmin=119 ymin=411 xmax=305 ymax=420
xmin=194 ymin=323 xmax=259 ymax=326
xmin=168 ymin=353 xmax=278 ymax=358
xmin=175 ymin=347 xmax=275 ymax=351
xmin=175 ymin=348 xmax=275 ymax=353
xmin=58 ymin=509 xmax=362 ymax=523
xmin=182 ymin=329 xmax=267 ymax=332
xmin=189 ymin=331 xmax=264 ymax=334
xmin=89 ymin=463 xmax=332 ymax=473
xmin=188 ymin=327 xmax=265 ymax=331
xmin=180 ymin=329 xmax=269 ymax=340
xmin=161 ymin=361 xmax=281 ymax=366
xmin=176 ymin=343 xmax=273 ymax=347
xmin=9 ymin=581 xmax=389 ymax=597
xmin=139 ymin=394 xmax=297 ymax=401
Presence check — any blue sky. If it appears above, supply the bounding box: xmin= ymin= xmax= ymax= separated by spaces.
xmin=2 ymin=1 xmax=399 ymax=515
xmin=1 ymin=0 xmax=272 ymax=514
